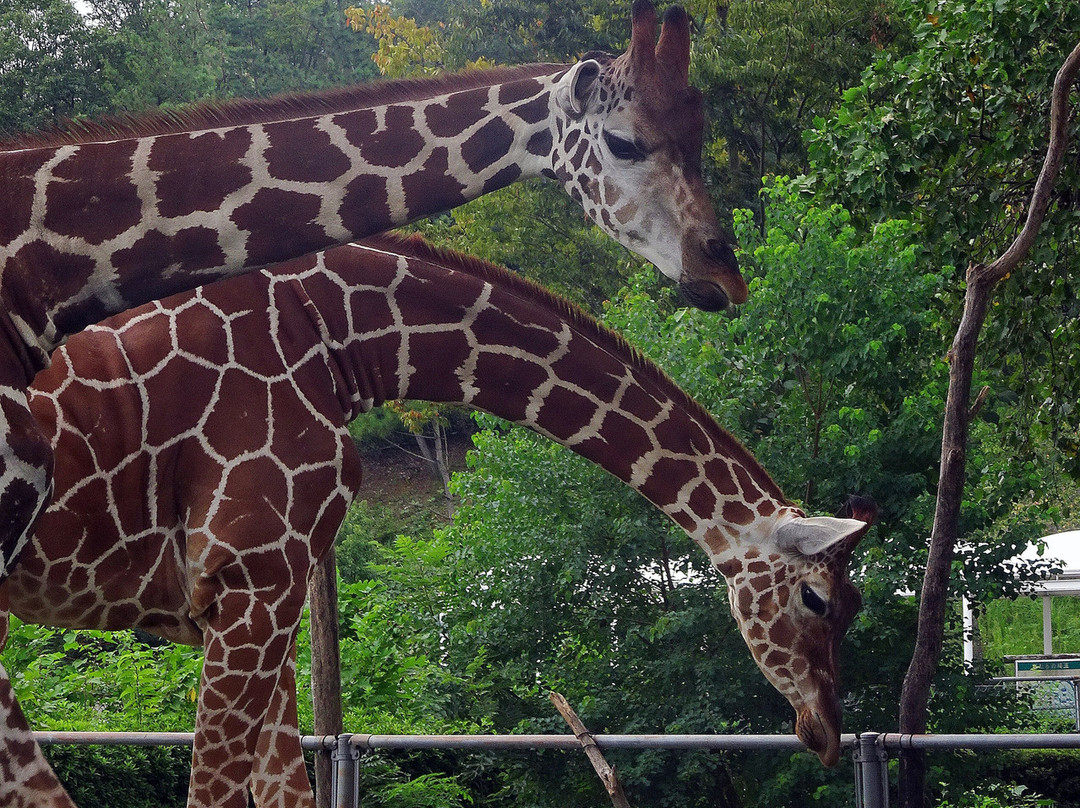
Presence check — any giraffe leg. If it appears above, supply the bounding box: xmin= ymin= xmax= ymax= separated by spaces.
xmin=0 ymin=363 xmax=68 ymax=808
xmin=251 ymin=646 xmax=316 ymax=808
xmin=188 ymin=584 xmax=308 ymax=808
xmin=0 ymin=594 xmax=77 ymax=808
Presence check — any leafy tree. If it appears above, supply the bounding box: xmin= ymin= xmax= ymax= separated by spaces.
xmin=806 ymin=0 xmax=1080 ymax=479
xmin=0 ymin=0 xmax=114 ymax=133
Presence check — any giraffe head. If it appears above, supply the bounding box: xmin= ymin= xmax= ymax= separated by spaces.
xmin=707 ymin=496 xmax=875 ymax=766
xmin=550 ymin=1 xmax=745 ymax=312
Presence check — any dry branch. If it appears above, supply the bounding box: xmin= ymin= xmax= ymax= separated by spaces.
xmin=549 ymin=692 xmax=632 ymax=808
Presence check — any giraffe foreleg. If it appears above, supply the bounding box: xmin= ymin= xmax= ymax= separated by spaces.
xmin=0 ymin=595 xmax=77 ymax=808
xmin=188 ymin=581 xmax=308 ymax=808
xmin=0 ymin=370 xmax=69 ymax=808
xmin=251 ymin=645 xmax=316 ymax=808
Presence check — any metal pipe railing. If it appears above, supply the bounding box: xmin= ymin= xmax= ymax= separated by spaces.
xmin=32 ymin=729 xmax=1080 ymax=808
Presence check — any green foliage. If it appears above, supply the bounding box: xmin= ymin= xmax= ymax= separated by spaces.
xmin=807 ymin=0 xmax=1080 ymax=479
xmin=691 ymin=0 xmax=913 ymax=216
xmin=43 ymin=745 xmax=191 ymax=808
xmin=982 ymin=596 xmax=1080 ymax=659
xmin=6 ymin=619 xmax=201 ymax=731
xmin=0 ymin=0 xmax=115 ymax=133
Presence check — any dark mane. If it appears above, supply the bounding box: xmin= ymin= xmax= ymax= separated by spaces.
xmin=359 ymin=233 xmax=786 ymax=498
xmin=1 ymin=63 xmax=566 ymax=151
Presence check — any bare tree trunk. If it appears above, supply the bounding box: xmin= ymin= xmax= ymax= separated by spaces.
xmin=896 ymin=41 xmax=1080 ymax=808
xmin=310 ymin=549 xmax=343 ymax=808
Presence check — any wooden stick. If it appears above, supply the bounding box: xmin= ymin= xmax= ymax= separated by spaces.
xmin=549 ymin=692 xmax=632 ymax=808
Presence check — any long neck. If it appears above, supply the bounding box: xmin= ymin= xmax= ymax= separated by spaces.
xmin=304 ymin=238 xmax=792 ymax=549
xmin=0 ymin=66 xmax=563 ymax=363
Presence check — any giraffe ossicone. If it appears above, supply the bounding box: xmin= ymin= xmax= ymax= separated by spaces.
xmin=2 ymin=234 xmax=867 ymax=806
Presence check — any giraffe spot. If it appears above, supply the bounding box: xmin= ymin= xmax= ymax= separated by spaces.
xmin=566 ymin=411 xmax=653 ymax=486
xmin=747 ymin=560 xmax=769 ymax=574
xmin=499 ymin=77 xmax=544 ymax=106
xmin=534 ymin=386 xmax=600 ymax=442
xmin=401 ymin=147 xmax=467 ymax=216
xmin=648 ymin=457 xmax=699 ymax=500
xmin=792 ymin=657 xmax=808 ymax=676
xmin=733 ymin=463 xmax=764 ymax=503
xmin=45 ymin=141 xmax=142 ymax=244
xmin=750 ymin=573 xmax=772 ymax=593
xmin=602 ymin=178 xmax=621 ymax=205
xmin=703 ymin=526 xmax=731 ymax=555
xmin=722 ymin=499 xmax=755 ymax=526
xmin=736 ymin=585 xmax=753 ymax=616
xmin=264 ymin=118 xmax=351 ymax=183
xmin=407 ymin=331 xmax=472 ymax=402
xmin=461 ymin=118 xmax=516 ymax=174
xmin=2 ymin=240 xmax=96 ymax=341
xmin=765 ymin=649 xmax=792 ymax=669
xmin=360 ymin=105 xmax=425 ymax=168
xmin=425 ymin=88 xmax=489 ymax=138
xmin=512 ymin=94 xmax=550 ymax=125
xmin=704 ymin=459 xmax=738 ymax=496
xmin=143 ymin=355 xmax=220 ymax=441
xmin=615 ymin=201 xmax=639 ymax=225
xmin=745 ymin=548 xmax=761 ymax=560
xmin=688 ymin=482 xmax=716 ymax=517
xmin=231 ymin=187 xmax=328 ymax=267
xmin=526 ymin=129 xmax=553 ymax=157
xmin=769 ymin=620 xmax=797 ymax=649
xmin=757 ymin=500 xmax=776 ymax=517
xmin=113 ymin=227 xmax=227 ymax=300
xmin=0 ymin=149 xmax=51 ymax=246
xmin=482 ymin=164 xmax=522 ymax=195
xmin=549 ymin=333 xmax=625 ymax=398
xmin=150 ymin=128 xmax=254 ymax=219
xmin=747 ymin=623 xmax=766 ymax=641
xmin=396 ymin=262 xmax=487 ymax=325
xmin=618 ymin=384 xmax=663 ymax=423
xmin=655 ymin=411 xmax=711 ymax=456
xmin=471 ymin=352 xmax=551 ymax=422
xmin=340 ymin=174 xmax=393 ymax=235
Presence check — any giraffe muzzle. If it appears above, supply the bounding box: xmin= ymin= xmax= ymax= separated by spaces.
xmin=795 ymin=705 xmax=842 ymax=767
xmin=677 ymin=237 xmax=746 ymax=312
xmin=678 ymin=278 xmax=734 ymax=312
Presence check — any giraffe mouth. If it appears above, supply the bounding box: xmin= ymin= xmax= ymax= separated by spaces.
xmin=678 ymin=279 xmax=734 ymax=312
xmin=795 ymin=707 xmax=842 ymax=767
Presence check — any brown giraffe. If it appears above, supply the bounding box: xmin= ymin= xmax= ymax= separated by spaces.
xmin=0 ymin=2 xmax=742 ymax=790
xmin=0 ymin=234 xmax=871 ymax=807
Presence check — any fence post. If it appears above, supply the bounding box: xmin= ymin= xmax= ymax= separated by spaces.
xmin=331 ymin=733 xmax=361 ymax=808
xmin=853 ymin=732 xmax=888 ymax=808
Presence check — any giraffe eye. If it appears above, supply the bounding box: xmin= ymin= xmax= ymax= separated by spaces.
xmin=603 ymin=131 xmax=646 ymax=161
xmin=800 ymin=583 xmax=828 ymax=616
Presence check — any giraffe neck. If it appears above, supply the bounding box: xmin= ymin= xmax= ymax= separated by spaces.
xmin=0 ymin=65 xmax=564 ymax=367
xmin=296 ymin=235 xmax=797 ymax=553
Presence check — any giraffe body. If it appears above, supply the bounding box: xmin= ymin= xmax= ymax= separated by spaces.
xmin=1 ymin=234 xmax=869 ymax=806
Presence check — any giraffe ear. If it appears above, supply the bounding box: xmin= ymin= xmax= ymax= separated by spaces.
xmin=556 ymin=59 xmax=602 ymax=119
xmin=774 ymin=516 xmax=868 ymax=558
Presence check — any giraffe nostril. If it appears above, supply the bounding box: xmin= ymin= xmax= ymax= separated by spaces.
xmin=703 ymin=237 xmax=738 ymax=270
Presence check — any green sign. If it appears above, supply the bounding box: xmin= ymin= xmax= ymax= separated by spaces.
xmin=1016 ymin=658 xmax=1080 ymax=677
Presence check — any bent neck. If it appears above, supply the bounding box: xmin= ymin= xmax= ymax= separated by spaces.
xmin=302 ymin=237 xmax=792 ymax=551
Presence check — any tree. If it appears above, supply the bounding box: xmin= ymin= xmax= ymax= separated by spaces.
xmin=897 ymin=39 xmax=1080 ymax=808
xmin=0 ymin=0 xmax=113 ymax=133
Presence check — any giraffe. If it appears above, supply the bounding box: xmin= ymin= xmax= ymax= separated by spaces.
xmin=0 ymin=3 xmax=744 ymax=792
xmin=0 ymin=233 xmax=872 ymax=807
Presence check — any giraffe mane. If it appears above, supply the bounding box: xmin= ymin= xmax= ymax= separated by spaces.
xmin=0 ymin=63 xmax=567 ymax=151
xmin=359 ymin=232 xmax=788 ymax=501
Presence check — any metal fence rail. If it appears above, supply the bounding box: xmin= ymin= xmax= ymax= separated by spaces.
xmin=33 ymin=730 xmax=1080 ymax=808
